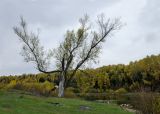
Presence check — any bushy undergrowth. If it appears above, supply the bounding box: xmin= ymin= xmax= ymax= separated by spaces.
xmin=115 ymin=88 xmax=128 ymax=94
xmin=64 ymin=87 xmax=77 ymax=98
xmin=3 ymin=80 xmax=55 ymax=96
xmin=116 ymin=92 xmax=160 ymax=114
xmin=132 ymin=92 xmax=160 ymax=114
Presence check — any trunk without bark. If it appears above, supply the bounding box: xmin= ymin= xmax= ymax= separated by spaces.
xmin=58 ymin=72 xmax=65 ymax=97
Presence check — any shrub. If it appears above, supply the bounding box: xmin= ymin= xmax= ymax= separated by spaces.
xmin=116 ymin=93 xmax=136 ymax=105
xmin=64 ymin=87 xmax=76 ymax=98
xmin=81 ymin=93 xmax=99 ymax=100
xmin=106 ymin=89 xmax=116 ymax=100
xmin=82 ymin=93 xmax=110 ymax=101
xmin=115 ymin=88 xmax=127 ymax=94
xmin=15 ymin=81 xmax=54 ymax=96
xmin=129 ymin=92 xmax=160 ymax=114
xmin=88 ymin=88 xmax=99 ymax=93
xmin=130 ymin=82 xmax=140 ymax=91
xmin=14 ymin=82 xmax=25 ymax=90
xmin=0 ymin=83 xmax=6 ymax=89
xmin=106 ymin=89 xmax=114 ymax=94
xmin=136 ymin=92 xmax=154 ymax=114
xmin=153 ymin=96 xmax=160 ymax=114
xmin=79 ymin=89 xmax=116 ymax=101
xmin=116 ymin=92 xmax=160 ymax=114
xmin=5 ymin=80 xmax=17 ymax=90
xmin=42 ymin=81 xmax=54 ymax=95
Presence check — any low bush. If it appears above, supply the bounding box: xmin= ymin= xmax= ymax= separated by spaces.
xmin=129 ymin=82 xmax=140 ymax=91
xmin=129 ymin=92 xmax=160 ymax=114
xmin=3 ymin=80 xmax=55 ymax=96
xmin=23 ymin=81 xmax=54 ymax=96
xmin=64 ymin=87 xmax=77 ymax=98
xmin=153 ymin=96 xmax=160 ymax=114
xmin=0 ymin=83 xmax=6 ymax=90
xmin=116 ymin=93 xmax=136 ymax=105
xmin=4 ymin=80 xmax=17 ymax=90
xmin=115 ymin=88 xmax=128 ymax=94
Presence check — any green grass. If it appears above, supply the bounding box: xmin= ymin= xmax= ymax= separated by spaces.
xmin=0 ymin=91 xmax=133 ymax=114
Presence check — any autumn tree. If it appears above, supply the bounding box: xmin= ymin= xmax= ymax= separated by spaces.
xmin=13 ymin=14 xmax=121 ymax=97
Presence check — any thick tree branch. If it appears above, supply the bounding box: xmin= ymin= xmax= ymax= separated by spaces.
xmin=66 ymin=18 xmax=121 ymax=85
xmin=13 ymin=18 xmax=61 ymax=74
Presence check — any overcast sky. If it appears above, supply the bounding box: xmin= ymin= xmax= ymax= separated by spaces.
xmin=0 ymin=0 xmax=160 ymax=76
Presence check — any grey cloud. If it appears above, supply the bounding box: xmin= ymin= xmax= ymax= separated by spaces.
xmin=0 ymin=0 xmax=119 ymax=27
xmin=139 ymin=0 xmax=160 ymax=43
xmin=0 ymin=0 xmax=160 ymax=75
xmin=140 ymin=0 xmax=160 ymax=28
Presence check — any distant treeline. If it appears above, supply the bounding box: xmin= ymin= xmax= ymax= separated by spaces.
xmin=0 ymin=54 xmax=160 ymax=96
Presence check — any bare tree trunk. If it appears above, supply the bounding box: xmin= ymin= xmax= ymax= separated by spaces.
xmin=58 ymin=72 xmax=65 ymax=97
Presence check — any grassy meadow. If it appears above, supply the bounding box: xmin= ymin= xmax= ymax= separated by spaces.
xmin=0 ymin=90 xmax=133 ymax=114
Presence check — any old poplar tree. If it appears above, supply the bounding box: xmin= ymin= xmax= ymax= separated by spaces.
xmin=13 ymin=14 xmax=121 ymax=97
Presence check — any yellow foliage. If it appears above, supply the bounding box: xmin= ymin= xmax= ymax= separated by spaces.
xmin=5 ymin=80 xmax=17 ymax=90
xmin=21 ymin=81 xmax=54 ymax=96
xmin=64 ymin=87 xmax=76 ymax=98
xmin=115 ymin=88 xmax=127 ymax=94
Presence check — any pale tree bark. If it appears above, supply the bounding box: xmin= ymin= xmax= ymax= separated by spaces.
xmin=58 ymin=72 xmax=65 ymax=97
